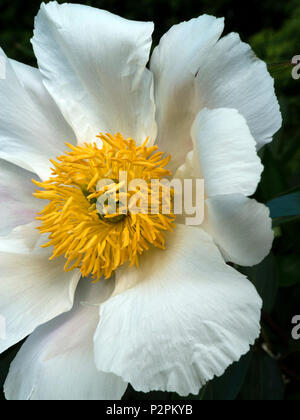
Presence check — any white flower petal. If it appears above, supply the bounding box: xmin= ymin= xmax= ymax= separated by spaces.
xmin=204 ymin=194 xmax=274 ymax=266
xmin=151 ymin=19 xmax=281 ymax=171
xmin=94 ymin=225 xmax=262 ymax=396
xmin=195 ymin=32 xmax=282 ymax=150
xmin=32 ymin=2 xmax=156 ymax=145
xmin=150 ymin=15 xmax=224 ymax=171
xmin=0 ymin=223 xmax=81 ymax=354
xmin=4 ymin=278 xmax=127 ymax=400
xmin=0 ymin=49 xmax=76 ymax=180
xmin=0 ymin=160 xmax=43 ymax=235
xmin=191 ymin=108 xmax=263 ymax=197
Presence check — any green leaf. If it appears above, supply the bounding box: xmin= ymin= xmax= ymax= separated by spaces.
xmin=284 ymin=340 xmax=300 ymax=358
xmin=277 ymin=254 xmax=300 ymax=287
xmin=239 ymin=351 xmax=285 ymax=400
xmin=239 ymin=254 xmax=278 ymax=313
xmin=286 ymin=392 xmax=300 ymax=400
xmin=267 ymin=192 xmax=300 ymax=218
xmin=202 ymin=352 xmax=252 ymax=400
xmin=272 ymin=214 xmax=300 ymax=227
xmin=257 ymin=147 xmax=286 ymax=202
xmin=267 ymin=62 xmax=293 ymax=77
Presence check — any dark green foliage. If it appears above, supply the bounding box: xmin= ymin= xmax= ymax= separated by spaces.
xmin=0 ymin=0 xmax=299 ymax=401
xmin=239 ymin=350 xmax=285 ymax=401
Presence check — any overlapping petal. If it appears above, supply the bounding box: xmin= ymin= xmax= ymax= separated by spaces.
xmin=150 ymin=15 xmax=224 ymax=171
xmin=0 ymin=160 xmax=43 ymax=235
xmin=204 ymin=194 xmax=274 ymax=266
xmin=0 ymin=50 xmax=76 ymax=180
xmin=190 ymin=107 xmax=263 ymax=197
xmin=4 ymin=278 xmax=127 ymax=400
xmin=195 ymin=33 xmax=282 ymax=150
xmin=32 ymin=1 xmax=156 ymax=145
xmin=175 ymin=107 xmax=271 ymax=265
xmin=0 ymin=223 xmax=81 ymax=354
xmin=94 ymin=225 xmax=262 ymax=396
xmin=151 ymin=18 xmax=281 ymax=170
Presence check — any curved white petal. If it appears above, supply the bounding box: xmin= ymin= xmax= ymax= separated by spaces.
xmin=195 ymin=32 xmax=282 ymax=150
xmin=0 ymin=160 xmax=43 ymax=235
xmin=204 ymin=194 xmax=274 ymax=266
xmin=0 ymin=49 xmax=76 ymax=180
xmin=191 ymin=108 xmax=263 ymax=197
xmin=151 ymin=19 xmax=281 ymax=173
xmin=32 ymin=2 xmax=156 ymax=145
xmin=94 ymin=225 xmax=262 ymax=396
xmin=0 ymin=223 xmax=81 ymax=354
xmin=4 ymin=278 xmax=127 ymax=400
xmin=150 ymin=15 xmax=224 ymax=171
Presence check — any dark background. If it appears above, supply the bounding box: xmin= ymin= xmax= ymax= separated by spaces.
xmin=0 ymin=0 xmax=299 ymax=401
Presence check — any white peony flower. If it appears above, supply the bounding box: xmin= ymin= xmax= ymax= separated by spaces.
xmin=0 ymin=1 xmax=281 ymax=400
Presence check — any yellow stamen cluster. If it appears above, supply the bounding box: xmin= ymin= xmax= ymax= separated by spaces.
xmin=33 ymin=133 xmax=175 ymax=280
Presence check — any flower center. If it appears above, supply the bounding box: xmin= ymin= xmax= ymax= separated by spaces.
xmin=33 ymin=133 xmax=175 ymax=280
